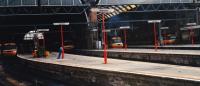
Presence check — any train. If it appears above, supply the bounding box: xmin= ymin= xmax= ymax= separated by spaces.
xmin=109 ymin=36 xmax=124 ymax=48
xmin=0 ymin=42 xmax=17 ymax=56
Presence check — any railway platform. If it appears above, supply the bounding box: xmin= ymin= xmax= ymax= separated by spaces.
xmin=17 ymin=52 xmax=200 ymax=86
xmin=77 ymin=48 xmax=200 ymax=67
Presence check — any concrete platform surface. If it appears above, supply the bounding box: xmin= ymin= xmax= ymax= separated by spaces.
xmin=19 ymin=53 xmax=200 ymax=82
xmin=89 ymin=48 xmax=200 ymax=55
xmin=129 ymin=44 xmax=200 ymax=48
xmin=128 ymin=44 xmax=200 ymax=50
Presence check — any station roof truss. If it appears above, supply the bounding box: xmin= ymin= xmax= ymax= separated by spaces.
xmin=98 ymin=0 xmax=199 ymax=5
xmin=96 ymin=2 xmax=200 ymax=22
xmin=97 ymin=4 xmax=137 ymax=21
xmin=0 ymin=0 xmax=84 ymax=7
xmin=1 ymin=0 xmax=199 ymax=7
xmin=0 ymin=6 xmax=89 ymax=16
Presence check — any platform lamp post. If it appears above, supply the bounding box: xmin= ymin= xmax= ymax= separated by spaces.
xmin=148 ymin=20 xmax=161 ymax=51
xmin=53 ymin=22 xmax=70 ymax=59
xmin=120 ymin=26 xmax=130 ymax=49
xmin=91 ymin=8 xmax=114 ymax=64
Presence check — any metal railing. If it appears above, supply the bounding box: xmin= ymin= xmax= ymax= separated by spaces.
xmin=98 ymin=0 xmax=195 ymax=5
xmin=0 ymin=0 xmax=82 ymax=7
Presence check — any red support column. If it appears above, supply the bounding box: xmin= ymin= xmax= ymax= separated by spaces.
xmin=153 ymin=23 xmax=158 ymax=51
xmin=102 ymin=13 xmax=107 ymax=64
xmin=61 ymin=25 xmax=65 ymax=59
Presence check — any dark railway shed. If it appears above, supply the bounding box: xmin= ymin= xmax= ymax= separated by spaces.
xmin=0 ymin=7 xmax=89 ymax=53
xmin=0 ymin=0 xmax=200 ymax=53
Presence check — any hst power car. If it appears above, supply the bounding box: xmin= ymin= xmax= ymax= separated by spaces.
xmin=2 ymin=43 xmax=17 ymax=56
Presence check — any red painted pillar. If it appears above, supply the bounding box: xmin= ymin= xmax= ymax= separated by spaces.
xmin=124 ymin=29 xmax=127 ymax=49
xmin=102 ymin=13 xmax=107 ymax=64
xmin=61 ymin=25 xmax=65 ymax=59
xmin=153 ymin=23 xmax=158 ymax=51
